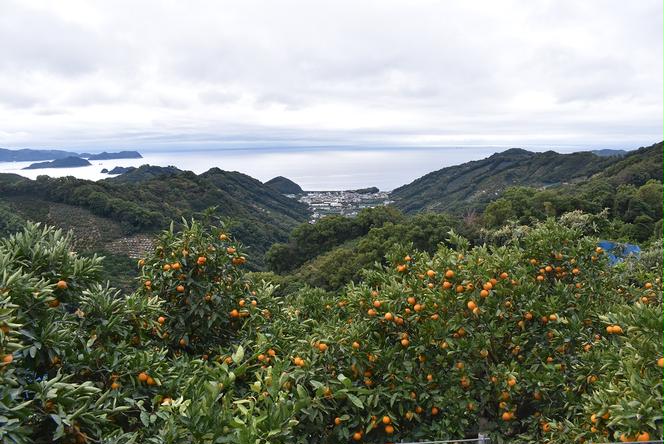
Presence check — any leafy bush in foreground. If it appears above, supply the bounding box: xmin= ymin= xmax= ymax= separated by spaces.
xmin=0 ymin=216 xmax=661 ymax=443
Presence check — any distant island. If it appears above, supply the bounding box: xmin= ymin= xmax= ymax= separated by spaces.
xmin=265 ymin=176 xmax=303 ymax=194
xmin=87 ymin=151 xmax=142 ymax=160
xmin=23 ymin=156 xmax=92 ymax=170
xmin=591 ymin=149 xmax=628 ymax=157
xmin=0 ymin=147 xmax=143 ymax=163
xmin=0 ymin=148 xmax=80 ymax=162
xmin=101 ymin=166 xmax=137 ymax=175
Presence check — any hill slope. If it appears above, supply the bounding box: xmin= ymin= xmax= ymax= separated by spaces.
xmin=0 ymin=166 xmax=310 ymax=268
xmin=390 ymin=148 xmax=620 ymax=214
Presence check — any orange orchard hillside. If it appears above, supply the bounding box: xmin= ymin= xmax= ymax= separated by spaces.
xmin=0 ymin=217 xmax=661 ymax=443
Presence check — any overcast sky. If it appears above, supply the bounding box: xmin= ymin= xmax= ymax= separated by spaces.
xmin=0 ymin=0 xmax=661 ymax=151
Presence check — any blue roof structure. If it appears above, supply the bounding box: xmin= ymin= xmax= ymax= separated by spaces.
xmin=598 ymin=240 xmax=641 ymax=265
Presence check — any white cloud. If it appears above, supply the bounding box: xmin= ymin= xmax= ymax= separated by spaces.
xmin=0 ymin=0 xmax=661 ymax=150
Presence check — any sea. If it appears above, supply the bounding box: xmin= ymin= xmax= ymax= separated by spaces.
xmin=0 ymin=145 xmax=601 ymax=191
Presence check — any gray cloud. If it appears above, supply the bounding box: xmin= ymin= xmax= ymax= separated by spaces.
xmin=0 ymin=0 xmax=661 ymax=150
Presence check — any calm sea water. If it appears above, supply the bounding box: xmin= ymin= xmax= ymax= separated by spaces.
xmin=0 ymin=146 xmax=592 ymax=191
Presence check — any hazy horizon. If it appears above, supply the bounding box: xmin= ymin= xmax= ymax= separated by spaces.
xmin=0 ymin=141 xmax=656 ymax=191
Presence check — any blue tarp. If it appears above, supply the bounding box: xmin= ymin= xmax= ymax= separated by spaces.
xmin=598 ymin=240 xmax=641 ymax=265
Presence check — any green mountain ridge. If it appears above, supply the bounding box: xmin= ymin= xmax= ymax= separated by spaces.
xmin=390 ymin=147 xmax=624 ymax=214
xmin=0 ymin=166 xmax=310 ymax=269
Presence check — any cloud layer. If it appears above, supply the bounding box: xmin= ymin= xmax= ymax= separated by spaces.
xmin=0 ymin=0 xmax=661 ymax=150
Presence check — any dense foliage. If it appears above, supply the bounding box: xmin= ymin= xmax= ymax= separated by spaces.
xmin=483 ymin=179 xmax=663 ymax=242
xmin=265 ymin=211 xmax=471 ymax=292
xmin=1 ymin=214 xmax=661 ymax=443
xmin=266 ymin=206 xmax=404 ymax=274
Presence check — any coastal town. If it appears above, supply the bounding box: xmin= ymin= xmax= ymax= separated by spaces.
xmin=291 ymin=189 xmax=393 ymax=222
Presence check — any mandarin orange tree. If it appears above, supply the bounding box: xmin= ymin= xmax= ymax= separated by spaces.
xmin=136 ymin=217 xmax=256 ymax=356
xmin=0 ymin=215 xmax=661 ymax=443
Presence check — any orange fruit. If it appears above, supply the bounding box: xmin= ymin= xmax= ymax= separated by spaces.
xmin=334 ymin=417 xmax=341 ymax=426
xmin=56 ymin=280 xmax=68 ymax=290
xmin=382 ymin=416 xmax=391 ymax=424
xmin=658 ymin=357 xmax=663 ymax=368
xmin=445 ymin=270 xmax=455 ymax=279
xmin=401 ymin=338 xmax=410 ymax=347
xmin=507 ymin=377 xmax=516 ymax=387
xmin=197 ymin=256 xmax=207 ymax=265
xmin=226 ymin=247 xmax=236 ymax=254
xmin=146 ymin=376 xmax=156 ymax=386
xmin=426 ymin=270 xmax=436 ymax=278
xmin=384 ymin=425 xmax=394 ymax=434
xmin=480 ymin=289 xmax=489 ymax=298
xmin=384 ymin=312 xmax=394 ymax=321
xmin=318 ymin=343 xmax=328 ymax=352
xmin=373 ymin=300 xmax=381 ymax=308
xmin=467 ymin=300 xmax=477 ymax=310
xmin=352 ymin=431 xmax=362 ymax=441
xmin=2 ymin=354 xmax=13 ymax=364
xmin=500 ymin=272 xmax=509 ymax=279
xmin=138 ymin=372 xmax=149 ymax=382
xmin=111 ymin=382 xmax=121 ymax=389
xmin=157 ymin=316 xmax=166 ymax=325
xmin=501 ymin=411 xmax=513 ymax=421
xmin=431 ymin=406 xmax=439 ymax=415
xmin=352 ymin=341 xmax=360 ymax=350
xmin=176 ymin=285 xmax=185 ymax=293
xmin=637 ymin=432 xmax=651 ymax=441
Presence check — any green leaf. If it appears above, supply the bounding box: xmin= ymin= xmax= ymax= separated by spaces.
xmin=346 ymin=393 xmax=363 ymax=409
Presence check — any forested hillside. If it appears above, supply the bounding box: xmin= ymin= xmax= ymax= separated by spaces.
xmin=389 ymin=144 xmax=661 ymax=214
xmin=482 ymin=143 xmax=663 ymax=240
xmin=0 ymin=166 xmax=310 ymax=269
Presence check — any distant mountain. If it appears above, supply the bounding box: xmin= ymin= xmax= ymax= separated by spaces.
xmin=591 ymin=149 xmax=628 ymax=157
xmin=265 ymin=176 xmax=303 ymax=194
xmin=0 ymin=148 xmax=143 ymax=163
xmin=23 ymin=156 xmax=92 ymax=170
xmin=87 ymin=151 xmax=142 ymax=160
xmin=0 ymin=148 xmax=80 ymax=162
xmin=102 ymin=166 xmax=137 ymax=175
xmin=390 ymin=148 xmax=620 ymax=214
